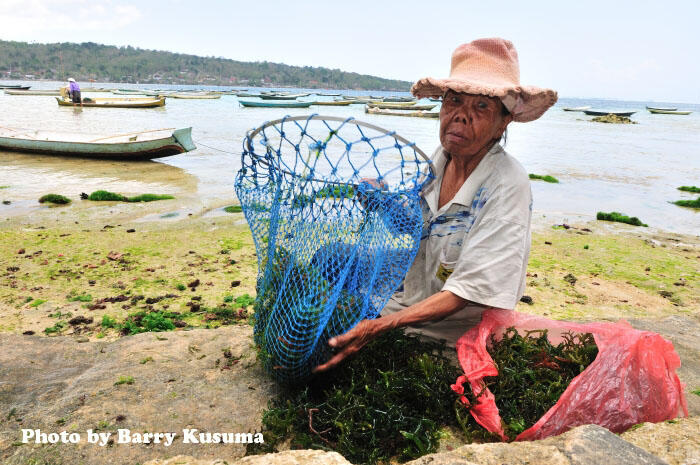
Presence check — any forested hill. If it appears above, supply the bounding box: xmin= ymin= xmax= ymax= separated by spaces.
xmin=0 ymin=40 xmax=411 ymax=91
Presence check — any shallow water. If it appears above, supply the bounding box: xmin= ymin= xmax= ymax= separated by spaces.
xmin=0 ymin=81 xmax=698 ymax=234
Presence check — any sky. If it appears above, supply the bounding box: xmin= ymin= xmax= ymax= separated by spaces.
xmin=1 ymin=0 xmax=698 ymax=103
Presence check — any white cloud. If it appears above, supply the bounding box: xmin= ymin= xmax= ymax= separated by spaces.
xmin=0 ymin=0 xmax=142 ymax=37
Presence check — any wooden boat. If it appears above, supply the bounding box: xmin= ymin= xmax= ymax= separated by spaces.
xmin=646 ymin=105 xmax=677 ymax=111
xmin=315 ymin=92 xmax=341 ymax=96
xmin=369 ymin=102 xmax=436 ymax=111
xmin=56 ymin=96 xmax=166 ymax=108
xmin=583 ymin=109 xmax=636 ymax=117
xmin=259 ymin=93 xmax=310 ymax=100
xmin=238 ymin=99 xmax=312 ymax=108
xmin=5 ymin=89 xmax=61 ymax=96
xmin=0 ymin=84 xmax=30 ymax=89
xmin=0 ymin=127 xmax=195 ymax=159
xmin=167 ymin=92 xmax=221 ymax=99
xmin=383 ymin=96 xmax=415 ymax=103
xmin=562 ymin=106 xmax=591 ymax=112
xmin=365 ymin=106 xmax=439 ymax=118
xmin=345 ymin=98 xmax=382 ymax=104
xmin=111 ymin=89 xmax=148 ymax=95
xmin=312 ymin=100 xmax=354 ymax=106
xmin=648 ymin=109 xmax=692 ymax=115
xmin=236 ymin=92 xmax=261 ymax=97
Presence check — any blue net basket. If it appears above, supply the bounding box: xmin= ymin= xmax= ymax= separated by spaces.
xmin=235 ymin=115 xmax=434 ymax=383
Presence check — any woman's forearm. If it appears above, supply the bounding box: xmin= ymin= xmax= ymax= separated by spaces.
xmin=377 ymin=290 xmax=468 ymax=332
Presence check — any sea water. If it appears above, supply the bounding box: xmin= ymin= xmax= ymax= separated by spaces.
xmin=0 ymin=81 xmax=698 ymax=235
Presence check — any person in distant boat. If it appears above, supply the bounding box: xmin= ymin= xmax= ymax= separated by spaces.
xmin=67 ymin=78 xmax=82 ymax=106
xmin=314 ymin=38 xmax=557 ymax=372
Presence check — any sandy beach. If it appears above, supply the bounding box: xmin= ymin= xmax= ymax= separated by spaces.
xmin=0 ymin=199 xmax=697 ymax=340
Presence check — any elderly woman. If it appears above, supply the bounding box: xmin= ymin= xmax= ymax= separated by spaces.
xmin=315 ymin=38 xmax=557 ymax=372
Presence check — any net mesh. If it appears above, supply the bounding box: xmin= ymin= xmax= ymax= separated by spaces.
xmin=235 ymin=115 xmax=433 ymax=383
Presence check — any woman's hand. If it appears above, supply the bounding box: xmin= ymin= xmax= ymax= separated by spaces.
xmin=312 ymin=318 xmax=387 ymax=373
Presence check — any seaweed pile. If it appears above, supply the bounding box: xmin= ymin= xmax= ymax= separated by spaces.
xmin=454 ymin=327 xmax=599 ymax=440
xmin=248 ymin=330 xmax=463 ymax=464
xmin=597 ymin=211 xmax=648 ymax=227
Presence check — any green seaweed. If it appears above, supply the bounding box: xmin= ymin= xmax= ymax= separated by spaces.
xmin=44 ymin=321 xmax=67 ymax=334
xmin=677 ymin=186 xmax=700 ymax=193
xmin=87 ymin=190 xmax=174 ymax=202
xmin=224 ymin=205 xmax=243 ymax=213
xmin=29 ymin=299 xmax=46 ymax=307
xmin=119 ymin=310 xmax=177 ymax=335
xmin=672 ymin=197 xmax=700 ymax=209
xmin=38 ymin=194 xmax=71 ymax=205
xmin=68 ymin=293 xmax=92 ymax=302
xmin=101 ymin=315 xmax=117 ymax=328
xmin=691 ymin=389 xmax=700 ymax=397
xmin=316 ymin=185 xmax=356 ymax=199
xmin=247 ymin=330 xmax=462 ymax=464
xmin=114 ymin=376 xmax=134 ymax=386
xmin=528 ymin=174 xmax=559 ymax=183
xmin=456 ymin=327 xmax=598 ymax=441
xmin=596 ymin=211 xmax=648 ymax=227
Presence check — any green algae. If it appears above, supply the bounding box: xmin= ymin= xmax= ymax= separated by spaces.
xmin=529 ymin=174 xmax=559 ymax=183
xmin=38 ymin=194 xmax=71 ymax=205
xmin=597 ymin=211 xmax=648 ymax=227
xmin=673 ymin=197 xmax=700 ymax=208
xmin=247 ymin=330 xmax=462 ymax=464
xmin=114 ymin=376 xmax=134 ymax=386
xmin=456 ymin=327 xmax=598 ymax=441
xmin=677 ymin=186 xmax=700 ymax=193
xmin=224 ymin=205 xmax=243 ymax=213
xmin=86 ymin=190 xmax=174 ymax=202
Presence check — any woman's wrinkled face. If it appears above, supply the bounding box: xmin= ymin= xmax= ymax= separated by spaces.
xmin=439 ymin=91 xmax=512 ymax=158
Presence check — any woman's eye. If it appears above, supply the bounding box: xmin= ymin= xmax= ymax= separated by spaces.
xmin=477 ymin=101 xmax=488 ymax=109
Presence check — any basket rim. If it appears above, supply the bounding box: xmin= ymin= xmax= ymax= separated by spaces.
xmin=242 ymin=115 xmax=435 ymax=190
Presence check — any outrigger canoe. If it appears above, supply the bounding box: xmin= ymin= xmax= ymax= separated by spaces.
xmin=5 ymin=89 xmax=61 ymax=96
xmin=312 ymin=100 xmax=354 ymax=106
xmin=648 ymin=109 xmax=692 ymax=115
xmin=167 ymin=93 xmax=221 ymax=99
xmin=562 ymin=106 xmax=591 ymax=112
xmin=0 ymin=84 xmax=30 ymax=90
xmin=0 ymin=127 xmax=195 ymax=159
xmin=259 ymin=94 xmax=310 ymax=100
xmin=646 ymin=105 xmax=677 ymax=111
xmin=368 ymin=102 xmax=437 ymax=111
xmin=56 ymin=96 xmax=166 ymax=108
xmin=583 ymin=109 xmax=636 ymax=117
xmin=238 ymin=100 xmax=312 ymax=108
xmin=365 ymin=106 xmax=439 ymax=118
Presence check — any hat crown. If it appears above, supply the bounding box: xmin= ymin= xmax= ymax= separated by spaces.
xmin=450 ymin=38 xmax=520 ymax=88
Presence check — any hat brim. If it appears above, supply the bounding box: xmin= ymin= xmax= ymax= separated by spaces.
xmin=411 ymin=77 xmax=557 ymax=123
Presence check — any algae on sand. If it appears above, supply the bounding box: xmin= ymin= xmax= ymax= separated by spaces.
xmin=38 ymin=194 xmax=71 ymax=205
xmin=529 ymin=174 xmax=559 ymax=183
xmin=597 ymin=211 xmax=648 ymax=227
xmin=672 ymin=197 xmax=700 ymax=209
xmin=86 ymin=190 xmax=174 ymax=202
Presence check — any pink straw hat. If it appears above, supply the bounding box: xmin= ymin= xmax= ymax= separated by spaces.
xmin=411 ymin=38 xmax=557 ymax=122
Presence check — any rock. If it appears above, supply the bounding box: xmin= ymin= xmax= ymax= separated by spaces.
xmin=591 ymin=114 xmax=638 ymax=124
xmin=0 ymin=326 xmax=275 ymax=465
xmin=621 ymin=417 xmax=700 ymax=465
xmin=406 ymin=424 xmax=667 ymax=465
xmin=629 ymin=315 xmax=700 ymax=415
xmin=142 ymin=450 xmax=351 ymax=465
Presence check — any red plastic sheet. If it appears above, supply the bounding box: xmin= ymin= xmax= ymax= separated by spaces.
xmin=454 ymin=309 xmax=688 ymax=441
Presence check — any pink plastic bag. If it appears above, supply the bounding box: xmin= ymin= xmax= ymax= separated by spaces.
xmin=454 ymin=309 xmax=688 ymax=441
